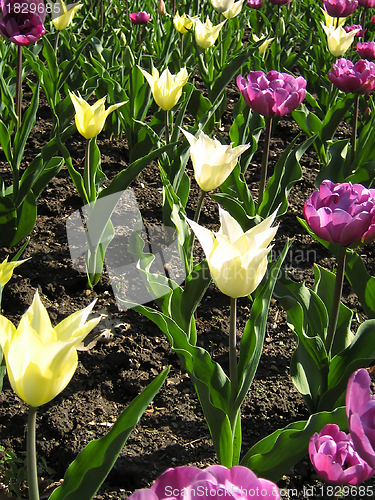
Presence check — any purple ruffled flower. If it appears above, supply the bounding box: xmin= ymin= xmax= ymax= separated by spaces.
xmin=128 ymin=465 xmax=280 ymax=500
xmin=0 ymin=0 xmax=45 ymax=46
xmin=309 ymin=424 xmax=374 ymax=485
xmin=303 ymin=180 xmax=375 ymax=247
xmin=323 ymin=0 xmax=358 ymax=17
xmin=345 ymin=24 xmax=366 ymax=37
xmin=357 ymin=42 xmax=375 ymax=60
xmin=347 ymin=369 xmax=375 ymax=469
xmin=129 ymin=11 xmax=151 ymax=25
xmin=358 ymin=0 xmax=375 ymax=7
xmin=247 ymin=0 xmax=264 ymax=8
xmin=328 ymin=58 xmax=375 ymax=94
xmin=236 ymin=70 xmax=306 ymax=117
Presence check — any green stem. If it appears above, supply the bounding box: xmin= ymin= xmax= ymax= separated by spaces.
xmin=54 ymin=31 xmax=60 ymax=56
xmin=101 ymin=0 xmax=104 ymax=28
xmin=257 ymin=116 xmax=272 ymax=209
xmin=350 ymin=94 xmax=359 ymax=168
xmin=165 ymin=109 xmax=170 ymax=144
xmin=189 ymin=189 xmax=206 ymax=259
xmin=15 ymin=45 xmax=22 ymax=130
xmin=27 ymin=406 xmax=39 ymax=500
xmin=229 ymin=297 xmax=238 ymax=406
xmin=84 ymin=139 xmax=93 ymax=203
xmin=326 ymin=245 xmax=346 ymax=359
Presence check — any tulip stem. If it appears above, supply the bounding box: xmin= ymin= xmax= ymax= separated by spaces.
xmin=257 ymin=116 xmax=272 ymax=209
xmin=350 ymin=94 xmax=360 ymax=168
xmin=15 ymin=45 xmax=22 ymax=130
xmin=165 ymin=110 xmax=170 ymax=144
xmin=229 ymin=297 xmax=238 ymax=406
xmin=326 ymin=245 xmax=346 ymax=359
xmin=27 ymin=406 xmax=39 ymax=500
xmin=54 ymin=31 xmax=60 ymax=56
xmin=362 ymin=11 xmax=367 ymax=41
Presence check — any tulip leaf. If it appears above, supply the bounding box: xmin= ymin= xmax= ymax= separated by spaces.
xmin=186 ymin=84 xmax=214 ymax=134
xmin=10 ymin=192 xmax=37 ymax=248
xmin=31 ymin=157 xmax=65 ymax=201
xmin=48 ymin=368 xmax=169 ymax=500
xmin=42 ymin=37 xmax=59 ymax=86
xmin=0 ymin=119 xmax=12 ymax=164
xmin=241 ymin=407 xmax=347 ymax=482
xmin=210 ymin=53 xmax=249 ymax=105
xmin=0 ymin=196 xmax=17 ymax=247
xmin=315 ymin=139 xmax=350 ymax=187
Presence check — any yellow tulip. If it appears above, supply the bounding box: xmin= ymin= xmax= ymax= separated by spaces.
xmin=52 ymin=0 xmax=83 ymax=31
xmin=0 ymin=257 xmax=27 ymax=288
xmin=174 ymin=12 xmax=195 ymax=33
xmin=186 ymin=208 xmax=278 ymax=298
xmin=194 ymin=17 xmax=226 ymax=50
xmin=223 ymin=0 xmax=245 ymax=19
xmin=211 ymin=0 xmax=235 ymax=13
xmin=181 ymin=129 xmax=249 ymax=192
xmin=253 ymin=34 xmax=275 ymax=55
xmin=69 ymin=92 xmax=126 ymax=139
xmin=320 ymin=7 xmax=345 ymax=28
xmin=138 ymin=67 xmax=189 ymax=111
xmin=0 ymin=291 xmax=100 ymax=407
xmin=322 ymin=23 xmax=360 ymax=57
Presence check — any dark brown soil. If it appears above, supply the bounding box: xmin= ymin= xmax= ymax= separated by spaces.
xmin=0 ymin=93 xmax=374 ymax=500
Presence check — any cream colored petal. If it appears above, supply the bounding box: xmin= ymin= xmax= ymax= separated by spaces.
xmin=138 ymin=67 xmax=156 ymax=90
xmin=218 ymin=206 xmax=244 ymax=242
xmin=0 ymin=315 xmax=15 ymax=355
xmin=180 ymin=128 xmax=198 ymax=148
xmin=54 ymin=299 xmax=97 ymax=341
xmin=0 ymin=257 xmax=28 ymax=287
xmin=105 ymin=101 xmax=127 ymax=118
xmin=22 ymin=291 xmax=56 ymax=344
xmin=185 ymin=217 xmax=216 ymax=258
xmin=209 ymin=234 xmax=241 ymax=271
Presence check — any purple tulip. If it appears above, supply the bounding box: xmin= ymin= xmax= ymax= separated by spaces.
xmin=344 ymin=24 xmax=366 ymax=37
xmin=309 ymin=424 xmax=374 ymax=485
xmin=347 ymin=369 xmax=375 ymax=469
xmin=0 ymin=0 xmax=45 ymax=46
xmin=268 ymin=0 xmax=291 ymax=5
xmin=128 ymin=465 xmax=280 ymax=500
xmin=357 ymin=42 xmax=375 ymax=60
xmin=323 ymin=0 xmax=358 ymax=17
xmin=303 ymin=180 xmax=375 ymax=247
xmin=247 ymin=0 xmax=265 ymax=8
xmin=129 ymin=11 xmax=151 ymax=25
xmin=358 ymin=0 xmax=375 ymax=7
xmin=328 ymin=58 xmax=375 ymax=94
xmin=236 ymin=70 xmax=306 ymax=118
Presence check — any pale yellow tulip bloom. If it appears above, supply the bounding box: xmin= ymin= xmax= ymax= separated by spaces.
xmin=186 ymin=208 xmax=278 ymax=298
xmin=69 ymin=92 xmax=126 ymax=139
xmin=253 ymin=34 xmax=275 ymax=55
xmin=223 ymin=0 xmax=245 ymax=19
xmin=322 ymin=23 xmax=360 ymax=57
xmin=173 ymin=12 xmax=195 ymax=34
xmin=52 ymin=0 xmax=83 ymax=31
xmin=0 ymin=291 xmax=100 ymax=407
xmin=0 ymin=257 xmax=27 ymax=288
xmin=211 ymin=0 xmax=235 ymax=13
xmin=138 ymin=67 xmax=189 ymax=111
xmin=181 ymin=129 xmax=249 ymax=192
xmin=321 ymin=7 xmax=345 ymax=28
xmin=195 ymin=17 xmax=226 ymax=50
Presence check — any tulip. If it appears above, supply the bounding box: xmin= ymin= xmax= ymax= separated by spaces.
xmin=303 ymin=180 xmax=375 ymax=247
xmin=328 ymin=58 xmax=375 ymax=93
xmin=173 ymin=12 xmax=195 ymax=34
xmin=52 ymin=0 xmax=82 ymax=30
xmin=236 ymin=70 xmax=306 ymax=117
xmin=268 ymin=0 xmax=291 ymax=5
xmin=69 ymin=92 xmax=126 ymax=140
xmin=158 ymin=0 xmax=166 ymax=15
xmin=247 ymin=0 xmax=264 ymax=8
xmin=322 ymin=24 xmax=360 ymax=57
xmin=357 ymin=41 xmax=375 ymax=60
xmin=323 ymin=0 xmax=358 ymax=17
xmin=253 ymin=34 xmax=275 ymax=55
xmin=194 ymin=17 xmax=226 ymax=50
xmin=344 ymin=24 xmax=366 ymax=37
xmin=138 ymin=67 xmax=189 ymax=111
xmin=0 ymin=257 xmax=27 ymax=287
xmin=186 ymin=207 xmax=278 ymax=298
xmin=321 ymin=7 xmax=346 ymax=27
xmin=129 ymin=11 xmax=151 ymax=25
xmin=309 ymin=424 xmax=374 ymax=485
xmin=0 ymin=0 xmax=46 ymax=45
xmin=0 ymin=290 xmax=100 ymax=407
xmin=223 ymin=0 xmax=245 ymax=18
xmin=347 ymin=369 xmax=375 ymax=469
xmin=358 ymin=0 xmax=375 ymax=6
xmin=211 ymin=0 xmax=235 ymax=13
xmin=181 ymin=129 xmax=249 ymax=192
xmin=128 ymin=465 xmax=280 ymax=500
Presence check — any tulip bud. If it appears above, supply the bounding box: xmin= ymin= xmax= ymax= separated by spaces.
xmin=276 ymin=17 xmax=285 ymax=37
xmin=158 ymin=0 xmax=166 ymax=15
xmin=124 ymin=45 xmax=135 ymax=69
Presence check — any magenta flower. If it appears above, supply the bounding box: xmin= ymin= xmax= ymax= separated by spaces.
xmin=357 ymin=41 xmax=375 ymax=60
xmin=128 ymin=465 xmax=280 ymax=500
xmin=309 ymin=424 xmax=374 ymax=485
xmin=358 ymin=0 xmax=375 ymax=7
xmin=236 ymin=70 xmax=306 ymax=117
xmin=0 ymin=0 xmax=45 ymax=46
xmin=247 ymin=0 xmax=264 ymax=8
xmin=129 ymin=11 xmax=151 ymax=25
xmin=328 ymin=58 xmax=375 ymax=94
xmin=344 ymin=24 xmax=366 ymax=37
xmin=347 ymin=369 xmax=375 ymax=469
xmin=323 ymin=0 xmax=358 ymax=17
xmin=303 ymin=180 xmax=375 ymax=247
xmin=268 ymin=0 xmax=291 ymax=5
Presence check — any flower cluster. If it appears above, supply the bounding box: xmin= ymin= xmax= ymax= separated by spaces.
xmin=328 ymin=58 xmax=375 ymax=94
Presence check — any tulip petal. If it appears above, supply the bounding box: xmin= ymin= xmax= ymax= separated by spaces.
xmin=185 ymin=217 xmax=216 ymax=258
xmin=21 ymin=290 xmax=56 ymax=344
xmin=55 ymin=299 xmax=98 ymax=341
xmin=218 ymin=206 xmax=244 ymax=242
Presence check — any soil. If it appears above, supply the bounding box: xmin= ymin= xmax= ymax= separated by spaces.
xmin=0 ymin=89 xmax=375 ymax=500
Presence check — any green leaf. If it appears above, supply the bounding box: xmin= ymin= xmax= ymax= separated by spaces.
xmin=209 ymin=53 xmax=249 ymax=104
xmin=32 ymin=157 xmax=64 ymax=200
xmin=58 ymin=32 xmax=97 ymax=91
xmin=43 ymin=37 xmax=59 ymax=86
xmin=241 ymin=407 xmax=347 ymax=482
xmin=10 ymin=192 xmax=37 ymax=248
xmin=0 ymin=119 xmax=12 ymax=163
xmin=48 ymin=368 xmax=169 ymax=500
